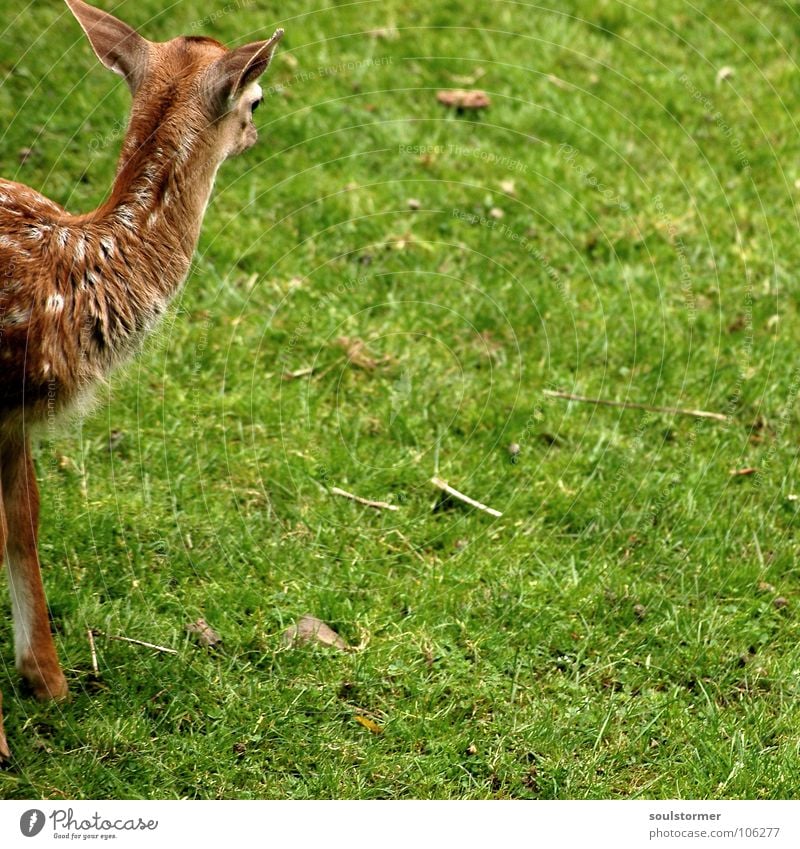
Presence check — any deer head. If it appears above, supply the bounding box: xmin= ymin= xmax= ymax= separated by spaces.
xmin=65 ymin=0 xmax=284 ymax=163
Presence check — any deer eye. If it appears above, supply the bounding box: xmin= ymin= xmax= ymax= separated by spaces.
xmin=250 ymin=98 xmax=262 ymax=114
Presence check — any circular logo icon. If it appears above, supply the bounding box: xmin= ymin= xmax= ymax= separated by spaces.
xmin=20 ymin=810 xmax=45 ymax=837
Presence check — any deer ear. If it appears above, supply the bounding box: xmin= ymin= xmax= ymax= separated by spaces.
xmin=205 ymin=29 xmax=284 ymax=114
xmin=65 ymin=0 xmax=149 ymax=93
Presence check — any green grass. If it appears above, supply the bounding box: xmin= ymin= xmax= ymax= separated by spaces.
xmin=2 ymin=0 xmax=800 ymax=798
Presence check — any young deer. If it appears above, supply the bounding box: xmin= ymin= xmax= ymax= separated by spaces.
xmin=0 ymin=0 xmax=283 ymax=762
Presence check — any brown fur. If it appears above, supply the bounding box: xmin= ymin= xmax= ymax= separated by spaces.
xmin=0 ymin=0 xmax=283 ymax=762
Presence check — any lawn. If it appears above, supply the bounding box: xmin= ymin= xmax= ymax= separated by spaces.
xmin=1 ymin=0 xmax=800 ymax=799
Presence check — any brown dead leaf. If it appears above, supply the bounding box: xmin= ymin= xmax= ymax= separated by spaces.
xmin=473 ymin=329 xmax=504 ymax=362
xmin=436 ymin=89 xmax=491 ymax=111
xmin=186 ymin=618 xmax=223 ymax=649
xmin=336 ymin=336 xmax=390 ymax=370
xmin=354 ymin=714 xmax=383 ymax=734
xmin=282 ymin=614 xmax=350 ymax=650
xmin=729 ymin=467 xmax=757 ymax=476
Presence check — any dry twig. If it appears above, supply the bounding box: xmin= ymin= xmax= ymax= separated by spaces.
xmin=543 ymin=389 xmax=728 ymax=422
xmin=282 ymin=366 xmax=315 ymax=380
xmin=87 ymin=628 xmax=99 ymax=676
xmin=331 ymin=486 xmax=399 ymax=511
xmin=430 ymin=476 xmax=503 ymax=518
xmin=95 ymin=630 xmax=178 ymax=655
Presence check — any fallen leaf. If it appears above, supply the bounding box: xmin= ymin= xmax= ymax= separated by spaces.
xmin=336 ymin=336 xmax=390 ymax=370
xmin=727 ymin=315 xmax=746 ymax=333
xmin=436 ymin=89 xmax=491 ymax=111
xmin=729 ymin=467 xmax=757 ymax=476
xmin=186 ymin=618 xmax=223 ymax=649
xmin=354 ymin=714 xmax=383 ymax=734
xmin=282 ymin=614 xmax=350 ymax=650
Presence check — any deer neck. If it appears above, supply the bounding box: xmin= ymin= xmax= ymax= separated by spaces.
xmin=94 ymin=107 xmax=223 ymax=290
xmin=48 ymin=107 xmax=225 ymax=372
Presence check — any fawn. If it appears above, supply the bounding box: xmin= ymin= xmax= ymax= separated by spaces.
xmin=0 ymin=0 xmax=283 ymax=762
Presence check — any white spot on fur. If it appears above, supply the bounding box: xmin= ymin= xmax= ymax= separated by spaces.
xmin=4 ymin=306 xmax=30 ymax=325
xmin=135 ymin=186 xmax=152 ymax=206
xmin=100 ymin=235 xmax=115 ymax=257
xmin=56 ymin=227 xmax=70 ymax=247
xmin=116 ymin=205 xmax=136 ymax=228
xmin=42 ymin=361 xmax=51 ymax=377
xmin=146 ymin=210 xmax=159 ymax=229
xmin=46 ymin=293 xmax=64 ymax=313
xmin=74 ymin=233 xmax=86 ymax=262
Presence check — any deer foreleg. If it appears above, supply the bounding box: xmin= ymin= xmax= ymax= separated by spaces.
xmin=2 ymin=438 xmax=67 ymax=704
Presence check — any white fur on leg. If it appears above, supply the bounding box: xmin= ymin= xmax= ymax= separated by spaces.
xmin=5 ymin=550 xmax=34 ymax=670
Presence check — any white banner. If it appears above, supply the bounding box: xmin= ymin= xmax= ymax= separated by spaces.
xmin=0 ymin=800 xmax=799 ymax=848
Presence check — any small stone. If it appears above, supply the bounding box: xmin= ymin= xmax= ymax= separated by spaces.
xmin=499 ymin=179 xmax=516 ymax=195
xmin=489 ymin=207 xmax=504 ymax=219
xmin=716 ymin=66 xmax=735 ymax=85
xmin=508 ymin=442 xmax=521 ymax=457
xmin=773 ymin=596 xmax=789 ymax=610
xmin=407 ymin=198 xmax=421 ymax=210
